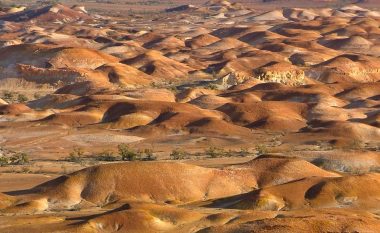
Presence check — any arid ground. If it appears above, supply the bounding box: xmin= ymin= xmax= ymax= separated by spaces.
xmin=0 ymin=0 xmax=380 ymax=232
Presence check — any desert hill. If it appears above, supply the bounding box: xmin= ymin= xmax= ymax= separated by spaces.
xmin=2 ymin=156 xmax=337 ymax=213
xmin=0 ymin=4 xmax=91 ymax=23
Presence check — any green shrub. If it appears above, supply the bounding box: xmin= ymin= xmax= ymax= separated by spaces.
xmin=118 ymin=144 xmax=140 ymax=161
xmin=256 ymin=144 xmax=268 ymax=155
xmin=17 ymin=94 xmax=28 ymax=103
xmin=68 ymin=147 xmax=84 ymax=163
xmin=206 ymin=84 xmax=218 ymax=90
xmin=9 ymin=152 xmax=29 ymax=165
xmin=0 ymin=152 xmax=29 ymax=166
xmin=0 ymin=156 xmax=9 ymax=166
xmin=170 ymin=149 xmax=186 ymax=160
xmin=205 ymin=147 xmax=225 ymax=158
xmin=2 ymin=91 xmax=14 ymax=101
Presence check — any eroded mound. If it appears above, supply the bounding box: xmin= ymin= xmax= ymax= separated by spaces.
xmin=2 ymin=156 xmax=336 ymax=214
xmin=208 ymin=173 xmax=380 ymax=211
xmin=0 ymin=4 xmax=91 ymax=23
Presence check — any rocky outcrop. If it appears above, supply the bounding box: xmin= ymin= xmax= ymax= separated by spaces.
xmin=254 ymin=63 xmax=306 ymax=86
xmin=213 ymin=72 xmax=250 ymax=88
xmin=15 ymin=64 xmax=86 ymax=86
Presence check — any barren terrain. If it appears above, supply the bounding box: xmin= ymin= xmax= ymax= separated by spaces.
xmin=0 ymin=0 xmax=380 ymax=232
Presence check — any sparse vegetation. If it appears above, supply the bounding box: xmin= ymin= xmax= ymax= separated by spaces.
xmin=205 ymin=83 xmax=218 ymax=90
xmin=256 ymin=144 xmax=268 ymax=155
xmin=0 ymin=156 xmax=9 ymax=166
xmin=0 ymin=150 xmax=30 ymax=166
xmin=169 ymin=148 xmax=187 ymax=160
xmin=118 ymin=144 xmax=140 ymax=161
xmin=141 ymin=148 xmax=157 ymax=161
xmin=1 ymin=91 xmax=29 ymax=103
xmin=95 ymin=150 xmax=118 ymax=161
xmin=93 ymin=147 xmax=157 ymax=162
xmin=2 ymin=91 xmax=14 ymax=102
xmin=10 ymin=152 xmax=29 ymax=165
xmin=205 ymin=147 xmax=225 ymax=158
xmin=17 ymin=94 xmax=28 ymax=103
xmin=68 ymin=147 xmax=85 ymax=163
xmin=0 ymin=79 xmax=54 ymax=103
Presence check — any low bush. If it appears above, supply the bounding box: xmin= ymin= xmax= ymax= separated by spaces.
xmin=68 ymin=147 xmax=84 ymax=163
xmin=118 ymin=144 xmax=140 ymax=161
xmin=205 ymin=147 xmax=225 ymax=158
xmin=0 ymin=152 xmax=29 ymax=166
xmin=170 ymin=149 xmax=187 ymax=160
xmin=141 ymin=148 xmax=157 ymax=161
xmin=17 ymin=94 xmax=28 ymax=103
xmin=96 ymin=151 xmax=118 ymax=161
xmin=256 ymin=144 xmax=268 ymax=155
